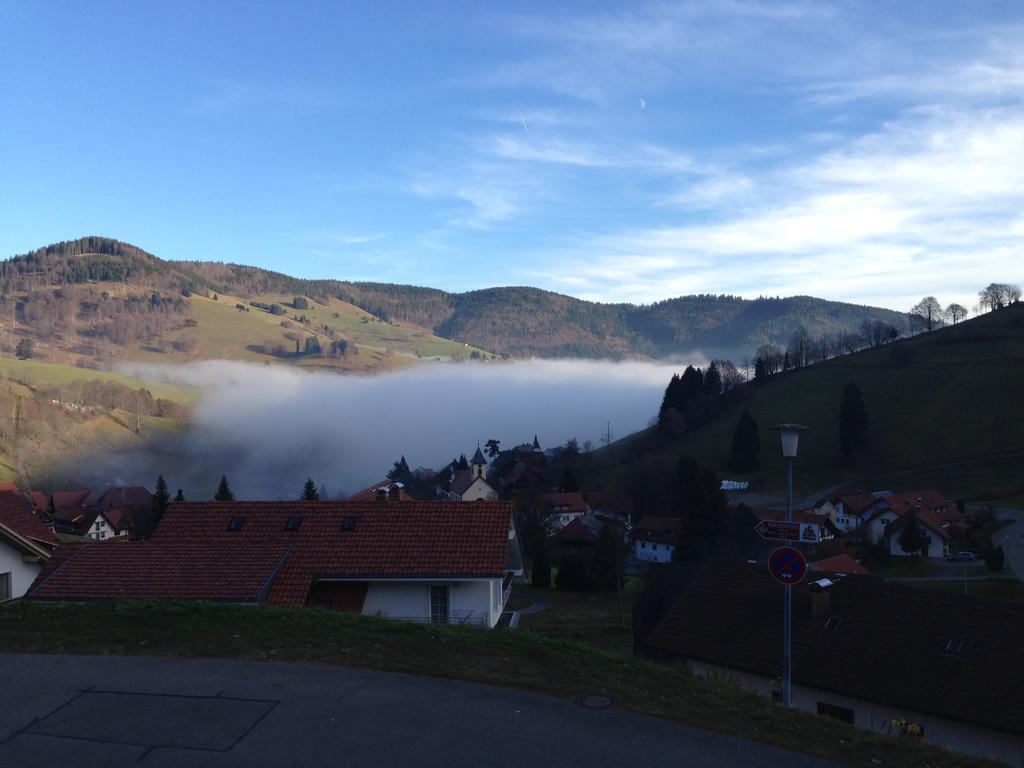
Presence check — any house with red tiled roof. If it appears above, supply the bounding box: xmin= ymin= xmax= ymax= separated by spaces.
xmin=857 ymin=490 xmax=959 ymax=555
xmin=884 ymin=511 xmax=951 ymax=559
xmin=0 ymin=491 xmax=55 ymax=600
xmin=28 ymin=500 xmax=523 ymax=628
xmin=642 ymin=561 xmax=1024 ymax=764
xmin=47 ymin=490 xmax=99 ymax=536
xmin=538 ymin=492 xmax=590 ymax=530
xmin=632 ymin=516 xmax=681 ymax=563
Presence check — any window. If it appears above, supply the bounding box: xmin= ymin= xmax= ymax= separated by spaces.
xmin=817 ymin=702 xmax=855 ymax=724
xmin=430 ymin=586 xmax=449 ymax=624
xmin=640 ymin=541 xmax=646 ymax=549
xmin=285 ymin=516 xmax=303 ymax=531
xmin=95 ymin=522 xmax=101 ymax=531
xmin=227 ymin=516 xmax=247 ymax=531
xmin=100 ymin=532 xmax=106 ymax=539
xmin=341 ymin=516 xmax=358 ymax=531
xmin=944 ymin=637 xmax=966 ymax=655
xmin=0 ymin=572 xmax=10 ymax=601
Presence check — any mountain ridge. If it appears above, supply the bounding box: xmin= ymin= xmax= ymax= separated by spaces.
xmin=4 ymin=236 xmax=909 ymax=362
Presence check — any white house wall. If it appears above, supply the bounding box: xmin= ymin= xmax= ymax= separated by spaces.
xmin=687 ymin=661 xmax=1024 ymax=765
xmin=360 ymin=578 xmax=501 ymax=628
xmin=0 ymin=542 xmax=42 ymax=600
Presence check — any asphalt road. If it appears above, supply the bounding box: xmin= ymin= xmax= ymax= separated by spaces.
xmin=0 ymin=654 xmax=841 ymax=768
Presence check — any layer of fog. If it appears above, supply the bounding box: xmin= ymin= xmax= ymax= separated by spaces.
xmin=72 ymin=359 xmax=696 ymax=499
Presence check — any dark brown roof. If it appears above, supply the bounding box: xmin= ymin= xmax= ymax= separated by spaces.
xmin=632 ymin=516 xmax=681 ymax=545
xmin=345 ymin=481 xmax=413 ymax=502
xmin=0 ymin=490 xmax=58 ymax=548
xmin=29 ymin=501 xmax=515 ymax=607
xmin=883 ymin=511 xmax=951 ymax=541
xmin=645 ymin=561 xmax=1024 ymax=736
xmin=98 ymin=486 xmax=152 ymax=512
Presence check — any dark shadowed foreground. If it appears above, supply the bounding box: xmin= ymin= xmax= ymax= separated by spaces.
xmin=0 ymin=602 xmax=1007 ymax=768
xmin=0 ymin=654 xmax=842 ymax=768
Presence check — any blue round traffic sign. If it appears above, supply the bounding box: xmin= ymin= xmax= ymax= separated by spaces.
xmin=768 ymin=546 xmax=807 ymax=585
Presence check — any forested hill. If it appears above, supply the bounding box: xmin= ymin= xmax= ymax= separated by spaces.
xmin=4 ymin=237 xmax=907 ymax=361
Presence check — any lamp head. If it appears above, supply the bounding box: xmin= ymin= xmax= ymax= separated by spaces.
xmin=770 ymin=422 xmax=811 ymax=458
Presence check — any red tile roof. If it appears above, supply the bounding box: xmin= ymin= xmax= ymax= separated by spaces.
xmin=833 ymin=492 xmax=881 ymax=515
xmin=0 ymin=490 xmax=58 ymax=548
xmin=50 ymin=490 xmax=98 ymax=522
xmin=98 ymin=486 xmax=152 ymax=512
xmin=645 ymin=561 xmax=1024 ymax=736
xmin=29 ymin=500 xmax=514 ymax=607
xmin=883 ymin=511 xmax=951 ymax=541
xmin=810 ymin=554 xmax=871 ymax=576
xmin=552 ymin=516 xmax=599 ymax=544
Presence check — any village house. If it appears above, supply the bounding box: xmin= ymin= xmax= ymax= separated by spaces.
xmin=346 ymin=481 xmax=413 ymax=502
xmin=631 ymin=516 xmax=682 ymax=564
xmin=0 ymin=490 xmax=56 ymax=600
xmin=28 ymin=499 xmax=523 ymax=628
xmin=830 ymin=490 xmax=960 ymax=556
xmin=538 ymin=492 xmax=590 ymax=530
xmin=641 ymin=561 xmax=1024 ymax=764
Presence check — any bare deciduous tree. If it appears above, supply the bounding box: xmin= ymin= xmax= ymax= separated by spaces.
xmin=909 ymin=296 xmax=943 ymax=333
xmin=945 ymin=303 xmax=968 ymax=324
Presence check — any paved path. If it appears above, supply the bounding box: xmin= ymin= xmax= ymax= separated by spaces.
xmin=0 ymin=654 xmax=841 ymax=768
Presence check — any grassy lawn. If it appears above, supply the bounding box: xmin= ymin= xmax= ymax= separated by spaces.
xmin=866 ymin=557 xmax=942 ymax=579
xmin=0 ymin=355 xmax=197 ymax=403
xmin=510 ymin=581 xmax=641 ymax=656
xmin=0 ymin=600 xmax=1007 ymax=768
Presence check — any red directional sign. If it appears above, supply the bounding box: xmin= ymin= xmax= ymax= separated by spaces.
xmin=768 ymin=546 xmax=807 ymax=585
xmin=755 ymin=519 xmax=801 ymax=541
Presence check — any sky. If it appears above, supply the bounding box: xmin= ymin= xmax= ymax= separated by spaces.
xmin=1 ymin=1 xmax=1022 ymax=312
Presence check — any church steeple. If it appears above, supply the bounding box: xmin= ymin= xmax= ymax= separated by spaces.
xmin=471 ymin=444 xmax=487 ymax=478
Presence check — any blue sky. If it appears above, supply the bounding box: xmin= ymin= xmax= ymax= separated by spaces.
xmin=1 ymin=1 xmax=1022 ymax=311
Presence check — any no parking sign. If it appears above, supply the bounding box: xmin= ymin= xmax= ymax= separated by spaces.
xmin=768 ymin=546 xmax=807 ymax=585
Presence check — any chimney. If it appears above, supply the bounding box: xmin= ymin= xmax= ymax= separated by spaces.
xmin=809 ymin=578 xmax=833 ymax=618
xmin=375 ymin=488 xmax=388 ymax=501
xmin=388 ymin=485 xmax=402 ymax=502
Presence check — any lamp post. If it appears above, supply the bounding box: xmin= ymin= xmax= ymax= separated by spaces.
xmin=771 ymin=422 xmax=810 ymax=708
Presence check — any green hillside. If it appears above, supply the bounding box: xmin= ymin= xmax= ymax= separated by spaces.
xmin=0 ymin=238 xmax=493 ymax=374
xmin=579 ymin=303 xmax=1024 ymax=504
xmin=3 ymin=237 xmax=908 ymax=364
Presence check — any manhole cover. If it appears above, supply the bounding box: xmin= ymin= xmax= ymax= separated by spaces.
xmin=577 ymin=693 xmax=615 ymax=709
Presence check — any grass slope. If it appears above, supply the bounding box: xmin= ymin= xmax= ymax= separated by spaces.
xmin=0 ymin=356 xmax=197 ymax=403
xmin=0 ymin=600 xmax=1006 ymax=768
xmin=584 ymin=304 xmax=1024 ymax=501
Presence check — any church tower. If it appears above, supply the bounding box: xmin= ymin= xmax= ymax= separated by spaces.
xmin=471 ymin=445 xmax=487 ymax=479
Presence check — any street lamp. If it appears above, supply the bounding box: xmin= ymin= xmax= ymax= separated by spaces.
xmin=770 ymin=422 xmax=810 ymax=708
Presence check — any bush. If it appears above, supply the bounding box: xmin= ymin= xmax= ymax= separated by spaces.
xmin=293 ymin=297 xmax=309 ymax=310
xmin=985 ymin=546 xmax=1005 ymax=573
xmin=531 ymin=550 xmax=551 ymax=588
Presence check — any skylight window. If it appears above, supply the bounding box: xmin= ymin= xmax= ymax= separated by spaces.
xmin=341 ymin=516 xmax=359 ymax=531
xmin=285 ymin=516 xmax=303 ymax=531
xmin=944 ymin=638 xmax=966 ymax=655
xmin=227 ymin=516 xmax=247 ymax=531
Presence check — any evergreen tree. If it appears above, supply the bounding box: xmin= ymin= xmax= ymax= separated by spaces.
xmin=985 ymin=546 xmax=1005 ymax=572
xmin=558 ymin=467 xmax=578 ymax=492
xmin=898 ymin=512 xmax=925 ymax=556
xmin=532 ymin=434 xmax=541 ymax=450
xmin=214 ymin=475 xmax=235 ymax=501
xmin=15 ymin=338 xmax=34 ymax=359
xmin=658 ymin=373 xmax=681 ymax=425
xmin=484 ymin=438 xmax=501 ymax=458
xmin=387 ymin=455 xmax=413 ymax=482
xmin=838 ymin=381 xmax=869 ymax=464
xmin=672 ymin=457 xmax=728 ymax=562
xmin=679 ymin=365 xmax=704 ymax=401
xmin=174 ymin=488 xmax=185 ymax=502
xmin=728 ymin=410 xmax=761 ymax=472
xmin=152 ymin=475 xmax=170 ymax=517
xmin=753 ymin=356 xmax=768 ymax=383
xmin=702 ymin=361 xmax=722 ymax=397
xmin=531 ymin=549 xmax=551 ymax=588
xmin=457 ymin=453 xmax=470 ymax=470
xmin=300 ymin=478 xmax=320 ymax=501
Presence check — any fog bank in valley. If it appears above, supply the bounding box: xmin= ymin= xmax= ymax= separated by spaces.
xmin=73 ymin=359 xmax=695 ymax=499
